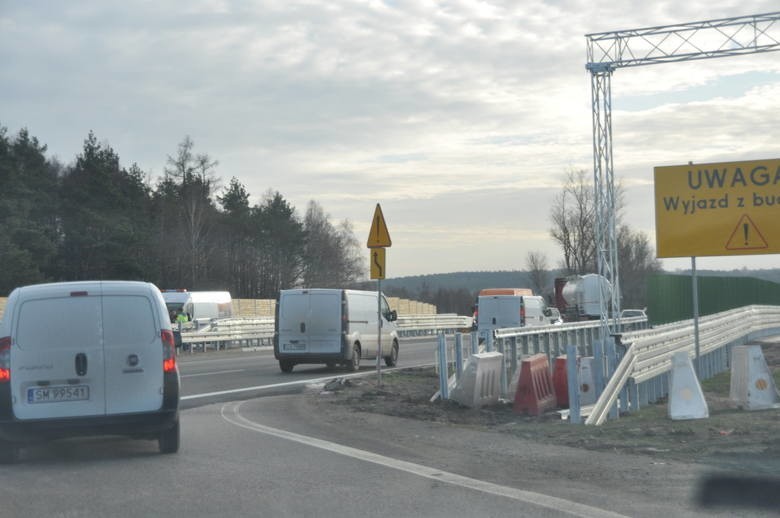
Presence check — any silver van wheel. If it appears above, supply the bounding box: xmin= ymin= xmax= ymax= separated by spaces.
xmin=384 ymin=341 xmax=398 ymax=367
xmin=346 ymin=344 xmax=360 ymax=372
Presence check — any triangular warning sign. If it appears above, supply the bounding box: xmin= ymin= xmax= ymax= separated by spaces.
xmin=725 ymin=214 xmax=768 ymax=251
xmin=366 ymin=203 xmax=392 ymax=248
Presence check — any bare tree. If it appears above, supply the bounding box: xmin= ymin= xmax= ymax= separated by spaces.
xmin=302 ymin=200 xmax=365 ymax=287
xmin=525 ymin=250 xmax=549 ymax=296
xmin=617 ymin=225 xmax=661 ymax=309
xmin=164 ymin=136 xmax=219 ymax=287
xmin=549 ymin=169 xmax=596 ymax=274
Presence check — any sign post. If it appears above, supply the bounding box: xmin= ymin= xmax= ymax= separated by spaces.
xmin=367 ymin=203 xmax=391 ymax=386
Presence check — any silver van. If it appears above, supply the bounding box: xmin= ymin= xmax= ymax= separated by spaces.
xmin=0 ymin=281 xmax=180 ymax=463
xmin=274 ymin=289 xmax=399 ymax=372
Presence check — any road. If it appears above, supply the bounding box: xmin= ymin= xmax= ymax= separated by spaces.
xmin=0 ymin=336 xmax=745 ymax=517
xmin=179 ymin=335 xmax=440 ymax=407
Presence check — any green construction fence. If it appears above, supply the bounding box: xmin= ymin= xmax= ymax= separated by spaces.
xmin=646 ymin=273 xmax=780 ymax=325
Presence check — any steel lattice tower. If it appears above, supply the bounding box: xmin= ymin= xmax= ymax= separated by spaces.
xmin=585 ymin=12 xmax=780 ymax=343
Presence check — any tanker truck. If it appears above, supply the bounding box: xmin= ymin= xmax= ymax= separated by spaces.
xmin=553 ymin=274 xmax=611 ymax=321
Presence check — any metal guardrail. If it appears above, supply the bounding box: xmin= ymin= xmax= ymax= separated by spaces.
xmin=493 ymin=316 xmax=650 ymax=361
xmin=396 ymin=314 xmax=473 ymax=336
xmin=179 ymin=317 xmax=274 ymax=351
xmin=586 ymin=305 xmax=780 ymax=425
xmin=178 ymin=314 xmax=474 ymax=352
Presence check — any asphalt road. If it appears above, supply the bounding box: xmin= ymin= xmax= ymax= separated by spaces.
xmin=0 ymin=335 xmax=755 ymax=517
xmin=178 ymin=336 xmax=440 ymax=407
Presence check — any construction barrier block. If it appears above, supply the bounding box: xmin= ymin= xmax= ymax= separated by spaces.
xmin=730 ymin=345 xmax=780 ymax=410
xmin=450 ymin=352 xmax=503 ymax=408
xmin=553 ymin=356 xmax=569 ymax=408
xmin=669 ymin=351 xmax=709 ymax=420
xmin=578 ymin=356 xmax=596 ymax=406
xmin=513 ymin=354 xmax=557 ymax=416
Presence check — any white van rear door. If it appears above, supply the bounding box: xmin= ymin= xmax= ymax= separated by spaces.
xmin=278 ymin=292 xmax=308 ymax=353
xmin=307 ymin=291 xmax=342 ymax=354
xmin=103 ymin=295 xmax=164 ymax=414
xmin=11 ymin=294 xmax=106 ymax=420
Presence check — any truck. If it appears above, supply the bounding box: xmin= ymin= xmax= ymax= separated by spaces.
xmin=553 ymin=274 xmax=611 ymax=321
xmin=161 ymin=290 xmax=233 ymax=325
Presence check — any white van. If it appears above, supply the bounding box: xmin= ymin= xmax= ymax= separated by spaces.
xmin=0 ymin=281 xmax=180 ymax=463
xmin=162 ymin=290 xmax=232 ymax=325
xmin=476 ymin=295 xmax=552 ymax=341
xmin=274 ymin=289 xmax=399 ymax=373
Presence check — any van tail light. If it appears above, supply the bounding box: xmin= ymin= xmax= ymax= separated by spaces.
xmin=0 ymin=336 xmax=11 ymax=383
xmin=520 ymin=306 xmax=526 ymax=323
xmin=161 ymin=330 xmax=177 ymax=373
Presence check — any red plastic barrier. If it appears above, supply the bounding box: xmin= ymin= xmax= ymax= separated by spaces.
xmin=513 ymin=354 xmax=557 ymax=416
xmin=552 ymin=356 xmax=569 ymax=408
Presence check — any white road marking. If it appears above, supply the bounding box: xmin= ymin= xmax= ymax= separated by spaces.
xmin=220 ymin=401 xmax=628 ymax=518
xmin=181 ymin=363 xmax=433 ymax=401
xmin=181 ymin=369 xmax=246 ymax=378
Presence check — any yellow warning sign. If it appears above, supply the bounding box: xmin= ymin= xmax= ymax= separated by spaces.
xmin=370 ymin=248 xmax=386 ymax=280
xmin=725 ymin=214 xmax=768 ymax=251
xmin=654 ymin=158 xmax=780 ymax=257
xmin=366 ymin=203 xmax=392 ymax=248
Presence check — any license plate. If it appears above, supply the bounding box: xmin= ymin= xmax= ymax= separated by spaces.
xmin=284 ymin=342 xmax=306 ymax=351
xmin=27 ymin=385 xmax=90 ymax=404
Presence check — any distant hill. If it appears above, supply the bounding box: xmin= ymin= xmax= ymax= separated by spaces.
xmin=354 ymin=270 xmax=560 ymax=297
xmin=358 ymin=268 xmax=780 ymax=298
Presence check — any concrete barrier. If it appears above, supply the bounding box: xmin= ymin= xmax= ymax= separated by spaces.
xmin=668 ymin=351 xmax=709 ymax=420
xmin=730 ymin=345 xmax=780 ymax=410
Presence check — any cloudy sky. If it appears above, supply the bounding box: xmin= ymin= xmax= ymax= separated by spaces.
xmin=2 ymin=1 xmax=780 ymax=277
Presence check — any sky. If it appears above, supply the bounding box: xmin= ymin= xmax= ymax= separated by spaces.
xmin=2 ymin=1 xmax=780 ymax=278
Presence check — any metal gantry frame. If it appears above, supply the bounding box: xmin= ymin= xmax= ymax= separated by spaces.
xmin=585 ymin=11 xmax=780 ymax=343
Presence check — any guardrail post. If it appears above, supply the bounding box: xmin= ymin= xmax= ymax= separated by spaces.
xmin=454 ymin=333 xmax=464 ymax=381
xmin=438 ymin=333 xmax=449 ymax=400
xmin=510 ymin=337 xmax=518 ymax=380
xmin=567 ymin=344 xmax=581 ymax=424
xmin=486 ymin=333 xmax=494 ymax=353
xmin=470 ymin=331 xmax=479 ymax=355
xmin=593 ymin=339 xmax=604 ymax=400
xmin=497 ymin=338 xmax=508 ymax=398
xmin=628 ymin=379 xmax=639 ymax=412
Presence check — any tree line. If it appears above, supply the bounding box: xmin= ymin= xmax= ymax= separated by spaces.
xmin=0 ymin=126 xmax=364 ymax=297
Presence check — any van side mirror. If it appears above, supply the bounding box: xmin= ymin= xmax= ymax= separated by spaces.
xmin=390 ymin=310 xmax=398 ymax=322
xmin=543 ymin=308 xmax=552 ymax=317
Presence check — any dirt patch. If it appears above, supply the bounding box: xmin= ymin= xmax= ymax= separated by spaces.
xmin=310 ymin=341 xmax=780 ymax=474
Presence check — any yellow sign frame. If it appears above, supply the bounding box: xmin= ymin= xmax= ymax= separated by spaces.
xmin=367 ymin=203 xmax=392 ymax=248
xmin=654 ymin=158 xmax=780 ymax=258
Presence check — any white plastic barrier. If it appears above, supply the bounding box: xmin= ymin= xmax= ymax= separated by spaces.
xmin=668 ymin=351 xmax=709 ymax=420
xmin=450 ymin=352 xmax=503 ymax=408
xmin=730 ymin=345 xmax=780 ymax=410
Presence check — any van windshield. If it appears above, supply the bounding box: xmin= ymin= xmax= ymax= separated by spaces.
xmin=16 ymin=296 xmax=102 ymax=350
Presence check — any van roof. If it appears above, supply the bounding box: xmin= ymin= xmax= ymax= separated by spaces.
xmin=11 ymin=280 xmax=156 ymax=298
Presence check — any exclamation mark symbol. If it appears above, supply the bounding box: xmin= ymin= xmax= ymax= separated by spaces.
xmin=743 ymin=223 xmax=749 ymax=245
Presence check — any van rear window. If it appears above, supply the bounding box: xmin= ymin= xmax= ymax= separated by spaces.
xmin=103 ymin=296 xmax=157 ymax=345
xmin=17 ymin=296 xmax=102 ymax=350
